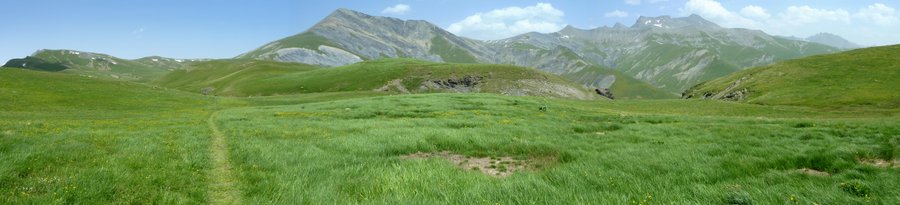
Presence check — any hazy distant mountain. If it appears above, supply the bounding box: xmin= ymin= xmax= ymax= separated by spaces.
xmin=240 ymin=9 xmax=841 ymax=94
xmin=492 ymin=15 xmax=840 ymax=93
xmin=3 ymin=49 xmax=202 ymax=82
xmin=805 ymin=33 xmax=861 ymax=49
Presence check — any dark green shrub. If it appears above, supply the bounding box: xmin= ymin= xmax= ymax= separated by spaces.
xmin=793 ymin=122 xmax=815 ymax=128
xmin=724 ymin=192 xmax=753 ymax=205
xmin=839 ymin=180 xmax=871 ymax=197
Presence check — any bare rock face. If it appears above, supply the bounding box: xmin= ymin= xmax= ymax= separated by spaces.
xmin=682 ymin=76 xmax=750 ymax=101
xmin=273 ymin=46 xmax=362 ymax=67
xmin=422 ymin=75 xmax=483 ymax=92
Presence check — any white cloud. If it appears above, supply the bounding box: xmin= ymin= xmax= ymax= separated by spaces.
xmin=381 ymin=4 xmax=411 ymax=15
xmin=779 ymin=6 xmax=850 ymax=25
xmin=740 ymin=5 xmax=770 ymax=19
xmin=854 ymin=3 xmax=899 ymax=26
xmin=447 ymin=3 xmax=566 ymax=40
xmin=132 ymin=28 xmax=145 ymax=39
xmin=679 ymin=1 xmax=900 ymax=46
xmin=605 ymin=10 xmax=629 ymax=18
xmin=680 ymin=0 xmax=760 ymax=28
xmin=625 ymin=0 xmax=641 ymax=5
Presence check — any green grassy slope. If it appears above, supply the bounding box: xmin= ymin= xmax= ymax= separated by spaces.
xmin=158 ymin=58 xmax=596 ymax=99
xmin=684 ymin=45 xmax=900 ymax=108
xmin=611 ymin=35 xmax=838 ymax=94
xmin=236 ymin=32 xmax=342 ymax=59
xmin=0 ymin=68 xmax=205 ymax=113
xmin=0 ymin=68 xmax=213 ymax=203
xmin=613 ymin=42 xmax=743 ymax=93
xmin=3 ymin=50 xmax=188 ymax=82
xmin=564 ymin=66 xmax=676 ymax=99
xmin=3 ymin=66 xmax=899 ymax=203
xmin=155 ymin=59 xmax=318 ymax=95
xmin=429 ymin=36 xmax=480 ymax=63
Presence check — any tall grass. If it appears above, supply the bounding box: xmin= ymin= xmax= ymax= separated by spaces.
xmin=217 ymin=93 xmax=900 ymax=204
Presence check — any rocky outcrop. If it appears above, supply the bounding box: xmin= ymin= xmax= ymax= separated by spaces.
xmin=594 ymin=88 xmax=614 ymax=99
xmin=682 ymin=76 xmax=750 ymax=101
xmin=370 ymin=73 xmax=594 ymax=100
xmin=421 ymin=75 xmax=483 ymax=92
xmin=503 ymin=79 xmax=595 ymax=100
xmin=374 ymin=79 xmax=411 ymax=94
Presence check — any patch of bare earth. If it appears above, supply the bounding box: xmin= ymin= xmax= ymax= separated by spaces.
xmin=858 ymin=158 xmax=900 ymax=168
xmin=796 ymin=168 xmax=830 ymax=176
xmin=401 ymin=151 xmax=555 ymax=178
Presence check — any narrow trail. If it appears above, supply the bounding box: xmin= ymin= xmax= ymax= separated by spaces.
xmin=207 ymin=111 xmax=242 ymax=204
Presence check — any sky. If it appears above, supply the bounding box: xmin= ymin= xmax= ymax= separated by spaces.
xmin=1 ymin=0 xmax=898 ymax=62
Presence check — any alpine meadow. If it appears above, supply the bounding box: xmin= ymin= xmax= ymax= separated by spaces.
xmin=1 ymin=1 xmax=898 ymax=204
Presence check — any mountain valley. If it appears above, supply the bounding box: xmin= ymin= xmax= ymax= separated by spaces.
xmin=2 ymin=5 xmax=898 ymax=205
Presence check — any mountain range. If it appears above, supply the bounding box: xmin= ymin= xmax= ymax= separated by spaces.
xmin=239 ymin=9 xmax=847 ymax=94
xmin=804 ymin=33 xmax=863 ymax=49
xmin=5 ymin=8 xmax=860 ymax=97
xmin=2 ymin=49 xmax=203 ymax=82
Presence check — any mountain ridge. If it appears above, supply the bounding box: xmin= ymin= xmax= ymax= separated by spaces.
xmin=239 ymin=8 xmax=842 ymax=94
xmin=806 ymin=33 xmax=862 ymax=49
xmin=3 ymin=49 xmax=206 ymax=82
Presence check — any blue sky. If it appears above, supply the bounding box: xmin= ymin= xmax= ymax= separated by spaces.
xmin=1 ymin=0 xmax=898 ymax=62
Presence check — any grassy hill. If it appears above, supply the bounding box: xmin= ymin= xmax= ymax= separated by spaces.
xmin=3 ymin=65 xmax=899 ymax=204
xmin=3 ymin=50 xmax=197 ymax=82
xmin=158 ymin=58 xmax=598 ymax=99
xmin=683 ymin=45 xmax=900 ymax=108
xmin=0 ymin=68 xmax=206 ymax=113
xmin=155 ymin=59 xmax=319 ymax=95
xmin=563 ymin=65 xmax=677 ymax=99
xmin=217 ymin=93 xmax=899 ymax=204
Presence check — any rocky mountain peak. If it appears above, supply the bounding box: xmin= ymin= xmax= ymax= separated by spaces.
xmin=328 ymin=8 xmax=367 ymax=19
xmin=313 ymin=8 xmax=441 ymax=34
xmin=318 ymin=8 xmax=382 ymax=26
xmin=632 ymin=14 xmax=719 ymax=29
xmin=682 ymin=14 xmax=719 ymax=27
xmin=559 ymin=25 xmax=584 ymax=34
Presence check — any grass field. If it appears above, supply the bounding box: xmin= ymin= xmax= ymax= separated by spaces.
xmin=215 ymin=94 xmax=899 ymax=204
xmin=1 ymin=67 xmax=898 ymax=204
xmin=0 ymin=68 xmax=212 ymax=203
